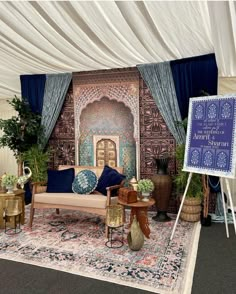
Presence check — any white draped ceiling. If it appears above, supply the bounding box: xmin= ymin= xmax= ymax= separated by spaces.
xmin=0 ymin=1 xmax=235 ymax=100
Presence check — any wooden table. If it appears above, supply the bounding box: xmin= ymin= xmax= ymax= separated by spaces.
xmin=0 ymin=189 xmax=25 ymax=228
xmin=118 ymin=198 xmax=155 ymax=238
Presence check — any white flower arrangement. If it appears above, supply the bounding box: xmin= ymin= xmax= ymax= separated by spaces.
xmin=137 ymin=179 xmax=154 ymax=193
xmin=1 ymin=174 xmax=18 ymax=187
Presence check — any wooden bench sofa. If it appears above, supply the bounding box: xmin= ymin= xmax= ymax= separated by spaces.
xmin=29 ymin=165 xmax=125 ymax=237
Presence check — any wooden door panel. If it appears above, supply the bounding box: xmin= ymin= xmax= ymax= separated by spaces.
xmin=96 ymin=139 xmax=117 ymax=166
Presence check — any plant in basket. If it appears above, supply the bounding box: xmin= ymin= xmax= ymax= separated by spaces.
xmin=174 ymin=119 xmax=203 ymax=222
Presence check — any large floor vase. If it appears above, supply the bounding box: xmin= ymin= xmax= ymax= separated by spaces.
xmin=180 ymin=197 xmax=202 ymax=222
xmin=151 ymin=157 xmax=172 ymax=222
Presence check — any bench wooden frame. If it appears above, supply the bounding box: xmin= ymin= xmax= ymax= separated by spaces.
xmin=29 ymin=166 xmax=125 ymax=237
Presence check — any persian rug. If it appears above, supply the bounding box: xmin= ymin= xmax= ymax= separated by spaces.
xmin=0 ymin=206 xmax=201 ymax=294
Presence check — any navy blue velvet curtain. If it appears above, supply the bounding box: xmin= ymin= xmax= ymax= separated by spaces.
xmin=20 ymin=74 xmax=46 ymax=114
xmin=20 ymin=74 xmax=46 ymax=204
xmin=170 ymin=53 xmax=218 ymax=120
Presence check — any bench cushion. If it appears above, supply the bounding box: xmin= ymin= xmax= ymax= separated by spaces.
xmin=34 ymin=193 xmax=118 ymax=209
xmin=58 ymin=165 xmax=123 ymax=179
xmin=46 ymin=168 xmax=74 ymax=193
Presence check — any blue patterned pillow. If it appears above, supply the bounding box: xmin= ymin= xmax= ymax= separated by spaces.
xmin=72 ymin=170 xmax=98 ymax=194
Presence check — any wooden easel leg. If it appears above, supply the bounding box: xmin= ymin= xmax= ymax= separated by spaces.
xmin=170 ymin=172 xmax=193 ymax=240
xmin=225 ymin=178 xmax=236 ymax=235
xmin=220 ymin=178 xmax=229 ymax=238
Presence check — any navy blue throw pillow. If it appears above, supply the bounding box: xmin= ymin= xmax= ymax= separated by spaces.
xmin=96 ymin=165 xmax=126 ymax=196
xmin=46 ymin=168 xmax=75 ymax=193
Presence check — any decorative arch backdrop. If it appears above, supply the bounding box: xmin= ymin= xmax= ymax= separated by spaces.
xmin=48 ymin=68 xmax=177 ymax=211
xmin=79 ymin=97 xmax=136 ymax=181
xmin=73 ymin=68 xmax=140 ymax=180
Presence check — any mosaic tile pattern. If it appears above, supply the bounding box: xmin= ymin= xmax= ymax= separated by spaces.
xmin=48 ymin=83 xmax=75 ymax=169
xmin=121 ymin=145 xmax=136 ymax=181
xmin=73 ymin=69 xmax=139 ymax=180
xmin=139 ymin=77 xmax=177 ymax=213
xmin=139 ymin=78 xmax=176 ymax=177
xmin=73 ymin=69 xmax=140 ymax=143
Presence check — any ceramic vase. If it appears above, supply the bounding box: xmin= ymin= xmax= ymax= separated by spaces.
xmin=6 ymin=185 xmax=14 ymax=194
xmin=127 ymin=216 xmax=144 ymax=251
xmin=151 ymin=157 xmax=172 ymax=222
xmin=141 ymin=192 xmax=150 ymax=202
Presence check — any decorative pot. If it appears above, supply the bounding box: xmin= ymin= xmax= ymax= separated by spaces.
xmin=180 ymin=197 xmax=202 ymax=222
xmin=6 ymin=185 xmax=14 ymax=194
xmin=127 ymin=216 xmax=144 ymax=251
xmin=141 ymin=192 xmax=150 ymax=202
xmin=151 ymin=157 xmax=172 ymax=222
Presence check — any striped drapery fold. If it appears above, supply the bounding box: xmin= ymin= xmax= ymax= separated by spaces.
xmin=138 ymin=62 xmax=185 ymax=145
xmin=41 ymin=73 xmax=72 ymax=148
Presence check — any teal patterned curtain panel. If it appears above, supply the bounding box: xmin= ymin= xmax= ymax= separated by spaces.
xmin=138 ymin=62 xmax=185 ymax=145
xmin=41 ymin=73 xmax=72 ymax=148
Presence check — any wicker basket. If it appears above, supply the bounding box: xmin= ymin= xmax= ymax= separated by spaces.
xmin=180 ymin=197 xmax=202 ymax=222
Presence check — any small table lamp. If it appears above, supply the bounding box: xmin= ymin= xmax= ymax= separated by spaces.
xmin=105 ymin=205 xmax=124 ymax=248
xmin=129 ymin=176 xmax=138 ymax=191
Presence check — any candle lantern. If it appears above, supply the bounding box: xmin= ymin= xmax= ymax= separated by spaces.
xmin=105 ymin=205 xmax=124 ymax=248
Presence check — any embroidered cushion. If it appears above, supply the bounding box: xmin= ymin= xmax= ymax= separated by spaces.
xmin=72 ymin=170 xmax=98 ymax=194
xmin=46 ymin=168 xmax=74 ymax=193
xmin=96 ymin=165 xmax=126 ymax=196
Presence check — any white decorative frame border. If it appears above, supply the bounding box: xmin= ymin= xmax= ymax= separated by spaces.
xmin=183 ymin=94 xmax=236 ymax=178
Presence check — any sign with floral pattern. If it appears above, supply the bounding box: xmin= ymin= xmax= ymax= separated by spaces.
xmin=183 ymin=94 xmax=236 ymax=178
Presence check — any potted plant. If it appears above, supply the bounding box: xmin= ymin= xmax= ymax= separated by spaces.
xmin=1 ymin=174 xmax=18 ymax=194
xmin=21 ymin=145 xmax=50 ymax=183
xmin=174 ymin=121 xmax=203 ymax=221
xmin=0 ymin=96 xmax=44 ymax=175
xmin=137 ymin=179 xmax=155 ymax=202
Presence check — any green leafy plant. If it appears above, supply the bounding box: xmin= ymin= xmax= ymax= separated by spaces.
xmin=21 ymin=145 xmax=50 ymax=182
xmin=0 ymin=96 xmax=44 ymax=159
xmin=1 ymin=174 xmax=18 ymax=187
xmin=174 ymin=144 xmax=202 ymax=198
xmin=174 ymin=119 xmax=203 ymax=198
xmin=137 ymin=179 xmax=154 ymax=193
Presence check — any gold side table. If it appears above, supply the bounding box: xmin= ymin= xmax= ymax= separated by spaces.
xmin=4 ymin=197 xmax=22 ymax=234
xmin=0 ymin=189 xmax=25 ymax=229
xmin=105 ymin=205 xmax=124 ymax=248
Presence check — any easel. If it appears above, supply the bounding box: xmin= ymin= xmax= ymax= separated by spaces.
xmin=170 ymin=172 xmax=236 ymax=240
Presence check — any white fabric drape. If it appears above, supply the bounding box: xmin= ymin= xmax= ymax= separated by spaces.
xmin=218 ymin=77 xmax=236 ymax=208
xmin=0 ymin=101 xmax=17 ymax=175
xmin=208 ymin=1 xmax=236 ymax=77
xmin=1 ymin=1 xmax=233 ymax=101
xmin=218 ymin=77 xmax=236 ymax=95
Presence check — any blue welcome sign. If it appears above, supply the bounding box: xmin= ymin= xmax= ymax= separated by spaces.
xmin=183 ymin=94 xmax=236 ymax=178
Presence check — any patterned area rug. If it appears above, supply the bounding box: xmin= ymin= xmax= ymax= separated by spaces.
xmin=0 ymin=206 xmax=201 ymax=294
